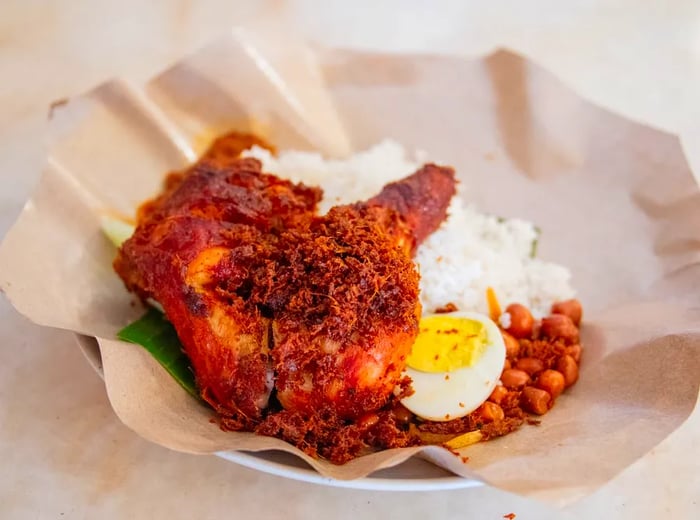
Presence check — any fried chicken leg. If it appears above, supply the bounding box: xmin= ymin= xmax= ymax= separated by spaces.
xmin=115 ymin=143 xmax=456 ymax=425
xmin=115 ymin=156 xmax=322 ymax=422
xmin=269 ymin=164 xmax=456 ymax=419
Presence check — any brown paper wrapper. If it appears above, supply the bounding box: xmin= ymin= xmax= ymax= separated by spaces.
xmin=1 ymin=28 xmax=699 ymax=504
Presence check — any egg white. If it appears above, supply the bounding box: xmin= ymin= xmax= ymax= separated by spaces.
xmin=400 ymin=311 xmax=506 ymax=422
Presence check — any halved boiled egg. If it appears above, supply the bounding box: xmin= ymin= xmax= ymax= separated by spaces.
xmin=400 ymin=312 xmax=506 ymax=422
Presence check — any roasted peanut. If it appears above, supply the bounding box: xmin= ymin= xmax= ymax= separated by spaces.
xmin=516 ymin=357 xmax=545 ymax=376
xmin=357 ymin=412 xmax=380 ymax=429
xmin=556 ymin=354 xmax=579 ymax=387
xmin=479 ymin=401 xmax=505 ymax=422
xmin=532 ymin=319 xmax=542 ymax=339
xmin=551 ymin=299 xmax=583 ymax=326
xmin=391 ymin=404 xmax=413 ymax=425
xmin=536 ymin=369 xmax=565 ymax=399
xmin=521 ymin=386 xmax=551 ymax=415
xmin=566 ymin=343 xmax=582 ymax=363
xmin=502 ymin=330 xmax=520 ymax=359
xmin=505 ymin=303 xmax=534 ymax=339
xmin=540 ymin=314 xmax=578 ymax=342
xmin=501 ymin=368 xmax=530 ymax=389
xmin=489 ymin=385 xmax=508 ymax=405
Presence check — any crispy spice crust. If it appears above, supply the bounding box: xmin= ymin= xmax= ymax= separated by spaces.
xmin=266 ymin=205 xmax=421 ymax=418
xmin=119 ymin=132 xmax=553 ymax=464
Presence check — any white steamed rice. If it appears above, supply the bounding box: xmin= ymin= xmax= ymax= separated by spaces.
xmin=243 ymin=141 xmax=574 ymax=318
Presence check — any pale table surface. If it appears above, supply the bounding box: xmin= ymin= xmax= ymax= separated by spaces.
xmin=1 ymin=1 xmax=698 ymax=518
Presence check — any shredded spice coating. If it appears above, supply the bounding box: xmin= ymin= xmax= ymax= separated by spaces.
xmin=116 ymin=132 xmax=473 ymax=462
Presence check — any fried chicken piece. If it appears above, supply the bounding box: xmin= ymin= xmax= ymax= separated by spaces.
xmin=268 ymin=164 xmax=456 ymax=419
xmin=368 ymin=163 xmax=459 ymax=254
xmin=115 ymin=148 xmax=456 ymax=424
xmin=137 ymin=132 xmax=274 ymax=223
xmin=115 ymin=157 xmax=322 ymax=421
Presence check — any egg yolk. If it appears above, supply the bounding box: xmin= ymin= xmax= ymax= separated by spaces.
xmin=406 ymin=316 xmax=488 ymax=373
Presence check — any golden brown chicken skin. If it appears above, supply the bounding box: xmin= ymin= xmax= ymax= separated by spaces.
xmin=115 ymin=156 xmax=322 ymax=422
xmin=115 ymin=137 xmax=456 ymax=428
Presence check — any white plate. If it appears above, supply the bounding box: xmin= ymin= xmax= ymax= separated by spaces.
xmin=75 ymin=334 xmax=481 ymax=491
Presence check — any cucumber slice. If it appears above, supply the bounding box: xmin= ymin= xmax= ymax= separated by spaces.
xmin=100 ymin=215 xmax=135 ymax=248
